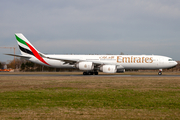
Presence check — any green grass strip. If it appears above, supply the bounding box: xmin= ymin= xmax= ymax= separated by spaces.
xmin=0 ymin=88 xmax=179 ymax=110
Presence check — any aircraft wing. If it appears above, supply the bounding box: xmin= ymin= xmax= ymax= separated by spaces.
xmin=45 ymin=56 xmax=79 ymax=65
xmin=45 ymin=56 xmax=101 ymax=65
xmin=5 ymin=54 xmax=31 ymax=59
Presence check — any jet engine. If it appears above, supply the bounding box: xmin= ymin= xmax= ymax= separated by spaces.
xmin=75 ymin=62 xmax=94 ymax=71
xmin=100 ymin=65 xmax=117 ymax=73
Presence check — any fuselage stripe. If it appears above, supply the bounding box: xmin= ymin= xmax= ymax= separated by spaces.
xmin=15 ymin=35 xmax=28 ymax=47
xmin=25 ymin=42 xmax=49 ymax=65
xmin=18 ymin=45 xmax=35 ymax=56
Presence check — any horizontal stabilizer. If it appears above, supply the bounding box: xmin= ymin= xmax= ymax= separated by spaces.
xmin=5 ymin=54 xmax=31 ymax=59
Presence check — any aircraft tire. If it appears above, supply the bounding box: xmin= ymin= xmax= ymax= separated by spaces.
xmin=88 ymin=72 xmax=91 ymax=75
xmin=83 ymin=71 xmax=98 ymax=75
xmin=158 ymin=72 xmax=162 ymax=75
xmin=94 ymin=72 xmax=98 ymax=75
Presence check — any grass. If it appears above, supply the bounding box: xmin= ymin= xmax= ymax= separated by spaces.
xmin=1 ymin=89 xmax=179 ymax=110
xmin=0 ymin=73 xmax=180 ymax=119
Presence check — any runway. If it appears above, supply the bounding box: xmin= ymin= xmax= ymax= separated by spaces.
xmin=0 ymin=73 xmax=180 ymax=77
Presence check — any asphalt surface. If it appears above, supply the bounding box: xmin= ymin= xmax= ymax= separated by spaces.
xmin=0 ymin=73 xmax=180 ymax=77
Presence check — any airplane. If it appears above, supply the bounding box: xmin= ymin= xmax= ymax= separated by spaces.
xmin=6 ymin=33 xmax=177 ymax=75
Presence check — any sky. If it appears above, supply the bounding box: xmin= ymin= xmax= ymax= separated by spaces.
xmin=0 ymin=0 xmax=180 ymax=62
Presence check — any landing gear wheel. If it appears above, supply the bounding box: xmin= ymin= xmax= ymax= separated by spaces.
xmin=83 ymin=72 xmax=87 ymax=75
xmin=158 ymin=72 xmax=162 ymax=75
xmin=94 ymin=72 xmax=98 ymax=75
xmin=89 ymin=72 xmax=93 ymax=75
xmin=83 ymin=71 xmax=98 ymax=75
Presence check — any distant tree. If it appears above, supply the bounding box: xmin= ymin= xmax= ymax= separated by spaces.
xmin=120 ymin=52 xmax=124 ymax=55
xmin=21 ymin=63 xmax=25 ymax=71
xmin=24 ymin=61 xmax=35 ymax=71
xmin=7 ymin=60 xmax=15 ymax=69
xmin=0 ymin=62 xmax=6 ymax=69
xmin=15 ymin=58 xmax=26 ymax=69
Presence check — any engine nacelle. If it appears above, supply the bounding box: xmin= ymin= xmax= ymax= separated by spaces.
xmin=100 ymin=65 xmax=117 ymax=73
xmin=75 ymin=62 xmax=94 ymax=71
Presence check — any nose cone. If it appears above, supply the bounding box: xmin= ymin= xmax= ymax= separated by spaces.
xmin=169 ymin=61 xmax=178 ymax=68
xmin=175 ymin=61 xmax=178 ymax=66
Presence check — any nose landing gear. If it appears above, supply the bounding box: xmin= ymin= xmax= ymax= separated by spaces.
xmin=158 ymin=69 xmax=162 ymax=75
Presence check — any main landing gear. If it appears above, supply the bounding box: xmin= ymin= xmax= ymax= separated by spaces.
xmin=83 ymin=71 xmax=98 ymax=75
xmin=158 ymin=69 xmax=162 ymax=75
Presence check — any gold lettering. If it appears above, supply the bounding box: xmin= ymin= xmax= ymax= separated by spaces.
xmin=134 ymin=57 xmax=137 ymax=63
xmin=116 ymin=56 xmax=153 ymax=63
xmin=150 ymin=57 xmax=153 ymax=63
xmin=123 ymin=57 xmax=130 ymax=63
xmin=131 ymin=56 xmax=133 ymax=63
xmin=136 ymin=57 xmax=141 ymax=63
xmin=117 ymin=56 xmax=122 ymax=63
xmin=103 ymin=56 xmax=107 ymax=59
xmin=142 ymin=57 xmax=145 ymax=63
xmin=145 ymin=57 xmax=149 ymax=63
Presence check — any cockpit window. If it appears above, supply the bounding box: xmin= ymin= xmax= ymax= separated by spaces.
xmin=168 ymin=59 xmax=173 ymax=61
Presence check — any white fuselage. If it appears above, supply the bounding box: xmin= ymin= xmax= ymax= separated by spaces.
xmin=28 ymin=54 xmax=177 ymax=69
xmin=11 ymin=33 xmax=178 ymax=75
